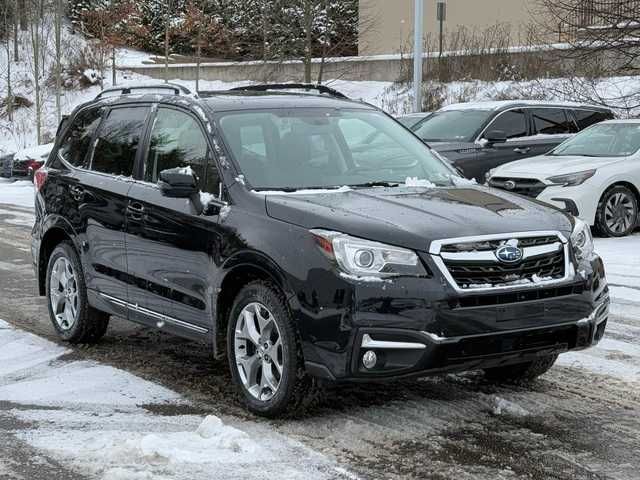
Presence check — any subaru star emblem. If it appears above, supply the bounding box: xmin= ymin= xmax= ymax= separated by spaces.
xmin=504 ymin=180 xmax=517 ymax=190
xmin=495 ymin=244 xmax=523 ymax=263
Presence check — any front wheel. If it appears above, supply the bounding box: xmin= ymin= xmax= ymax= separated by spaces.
xmin=46 ymin=241 xmax=110 ymax=343
xmin=595 ymin=185 xmax=638 ymax=237
xmin=483 ymin=354 xmax=558 ymax=383
xmin=227 ymin=281 xmax=319 ymax=417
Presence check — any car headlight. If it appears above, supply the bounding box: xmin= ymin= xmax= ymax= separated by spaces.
xmin=571 ymin=218 xmax=594 ymax=263
xmin=547 ymin=169 xmax=596 ymax=187
xmin=485 ymin=168 xmax=497 ymax=183
xmin=311 ymin=229 xmax=427 ymax=278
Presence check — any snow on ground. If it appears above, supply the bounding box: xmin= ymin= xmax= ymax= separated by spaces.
xmin=0 ymin=178 xmax=35 ymax=210
xmin=554 ymin=234 xmax=640 ymax=382
xmin=0 ymin=318 xmax=348 ymax=480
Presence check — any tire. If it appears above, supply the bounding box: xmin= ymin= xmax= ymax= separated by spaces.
xmin=45 ymin=241 xmax=109 ymax=344
xmin=227 ymin=280 xmax=320 ymax=417
xmin=595 ymin=185 xmax=638 ymax=237
xmin=483 ymin=354 xmax=558 ymax=383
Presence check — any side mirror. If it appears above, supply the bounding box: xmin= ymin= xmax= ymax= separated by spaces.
xmin=158 ymin=167 xmax=198 ymax=198
xmin=484 ymin=129 xmax=507 ymax=145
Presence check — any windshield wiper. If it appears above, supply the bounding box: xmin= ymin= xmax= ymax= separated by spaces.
xmin=349 ymin=181 xmax=401 ymax=188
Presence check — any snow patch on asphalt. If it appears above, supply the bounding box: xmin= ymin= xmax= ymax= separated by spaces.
xmin=0 ymin=318 xmax=347 ymax=479
xmin=491 ymin=396 xmax=530 ymax=417
xmin=0 ymin=179 xmax=35 ymax=210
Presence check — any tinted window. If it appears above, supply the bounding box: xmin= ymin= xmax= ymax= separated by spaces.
xmin=414 ymin=109 xmax=493 ymax=142
xmin=531 ymin=108 xmax=575 ymax=135
xmin=573 ymin=109 xmax=612 ymax=130
xmin=485 ymin=110 xmax=527 ymax=139
xmin=91 ymin=107 xmax=149 ymax=176
xmin=58 ymin=107 xmax=103 ymax=168
xmin=145 ymin=108 xmax=218 ymax=193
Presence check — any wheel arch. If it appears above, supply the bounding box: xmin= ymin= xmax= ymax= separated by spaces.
xmin=37 ymin=217 xmax=78 ymax=296
xmin=214 ymin=252 xmax=296 ymax=358
xmin=599 ymin=180 xmax=640 ymax=203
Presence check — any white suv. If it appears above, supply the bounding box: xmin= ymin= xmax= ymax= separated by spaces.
xmin=488 ymin=120 xmax=640 ymax=237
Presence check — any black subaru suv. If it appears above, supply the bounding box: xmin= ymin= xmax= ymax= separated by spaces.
xmin=411 ymin=101 xmax=614 ymax=182
xmin=31 ymin=84 xmax=609 ymax=416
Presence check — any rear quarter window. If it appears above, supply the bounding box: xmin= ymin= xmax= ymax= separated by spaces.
xmin=531 ymin=108 xmax=576 ymax=135
xmin=573 ymin=109 xmax=613 ymax=130
xmin=58 ymin=107 xmax=103 ymax=168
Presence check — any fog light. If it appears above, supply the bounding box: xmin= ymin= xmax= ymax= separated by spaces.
xmin=362 ymin=350 xmax=377 ymax=369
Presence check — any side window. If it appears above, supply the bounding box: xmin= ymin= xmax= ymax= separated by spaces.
xmin=144 ymin=108 xmax=219 ymax=193
xmin=91 ymin=107 xmax=149 ymax=177
xmin=58 ymin=107 xmax=103 ymax=168
xmin=485 ymin=110 xmax=527 ymax=139
xmin=573 ymin=109 xmax=611 ymax=130
xmin=531 ymin=108 xmax=574 ymax=135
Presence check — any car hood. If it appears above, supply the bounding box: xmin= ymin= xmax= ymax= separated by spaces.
xmin=494 ymin=154 xmax=626 ymax=178
xmin=264 ymin=186 xmax=572 ymax=252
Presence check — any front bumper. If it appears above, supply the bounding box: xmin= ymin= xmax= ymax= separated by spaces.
xmin=537 ymin=185 xmax=599 ymax=226
xmin=300 ymin=254 xmax=609 ymax=382
xmin=344 ymin=298 xmax=608 ymax=379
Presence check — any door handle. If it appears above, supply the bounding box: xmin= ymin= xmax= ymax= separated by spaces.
xmin=513 ymin=147 xmax=531 ymax=154
xmin=70 ymin=186 xmax=84 ymax=201
xmin=127 ymin=202 xmax=145 ymax=220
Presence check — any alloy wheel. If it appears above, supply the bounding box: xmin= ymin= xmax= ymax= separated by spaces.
xmin=234 ymin=302 xmax=284 ymax=401
xmin=49 ymin=257 xmax=79 ymax=331
xmin=604 ymin=191 xmax=636 ymax=234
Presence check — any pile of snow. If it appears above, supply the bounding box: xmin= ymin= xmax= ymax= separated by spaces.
xmin=491 ymin=396 xmax=530 ymax=417
xmin=82 ymin=69 xmax=102 ymax=85
xmin=0 ymin=179 xmax=35 ymax=209
xmin=405 ymin=177 xmax=436 ymax=187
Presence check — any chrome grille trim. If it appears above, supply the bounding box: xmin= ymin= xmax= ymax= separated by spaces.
xmin=429 ymin=231 xmax=573 ymax=294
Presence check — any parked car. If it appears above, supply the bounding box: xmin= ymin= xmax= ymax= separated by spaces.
xmin=0 ymin=153 xmax=14 ymax=178
xmin=10 ymin=143 xmax=53 ymax=178
xmin=32 ymin=83 xmax=609 ymax=416
xmin=488 ymin=120 xmax=640 ymax=237
xmin=410 ymin=101 xmax=614 ymax=182
xmin=396 ymin=112 xmax=432 ymax=128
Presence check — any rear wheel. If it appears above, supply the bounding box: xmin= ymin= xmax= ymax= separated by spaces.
xmin=595 ymin=185 xmax=638 ymax=237
xmin=227 ymin=281 xmax=319 ymax=417
xmin=483 ymin=354 xmax=558 ymax=383
xmin=46 ymin=241 xmax=109 ymax=343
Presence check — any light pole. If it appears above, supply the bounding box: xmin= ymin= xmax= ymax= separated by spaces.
xmin=413 ymin=0 xmax=424 ymax=113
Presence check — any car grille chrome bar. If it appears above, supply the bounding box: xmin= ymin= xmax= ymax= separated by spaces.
xmin=429 ymin=231 xmax=572 ymax=293
xmin=488 ymin=177 xmax=547 ymax=198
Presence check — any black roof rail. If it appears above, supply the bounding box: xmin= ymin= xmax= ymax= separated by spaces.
xmin=228 ymin=83 xmax=349 ymax=99
xmin=95 ymin=83 xmax=194 ymax=100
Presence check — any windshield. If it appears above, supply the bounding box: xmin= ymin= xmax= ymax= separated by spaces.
xmin=412 ymin=109 xmax=493 ymax=142
xmin=216 ymin=108 xmax=457 ymax=190
xmin=550 ymin=123 xmax=640 ymax=157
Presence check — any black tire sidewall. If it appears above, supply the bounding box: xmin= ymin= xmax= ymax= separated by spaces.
xmin=227 ymin=282 xmax=300 ymax=416
xmin=597 ymin=186 xmax=638 ymax=237
xmin=45 ymin=241 xmax=89 ymax=342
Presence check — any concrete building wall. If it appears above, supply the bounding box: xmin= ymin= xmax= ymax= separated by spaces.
xmin=359 ymin=0 xmax=538 ymax=55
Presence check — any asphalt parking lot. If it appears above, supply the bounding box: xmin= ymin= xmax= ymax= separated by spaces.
xmin=1 ymin=198 xmax=639 ymax=480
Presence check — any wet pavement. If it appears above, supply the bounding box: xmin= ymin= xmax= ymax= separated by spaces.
xmin=0 ymin=202 xmax=639 ymax=479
